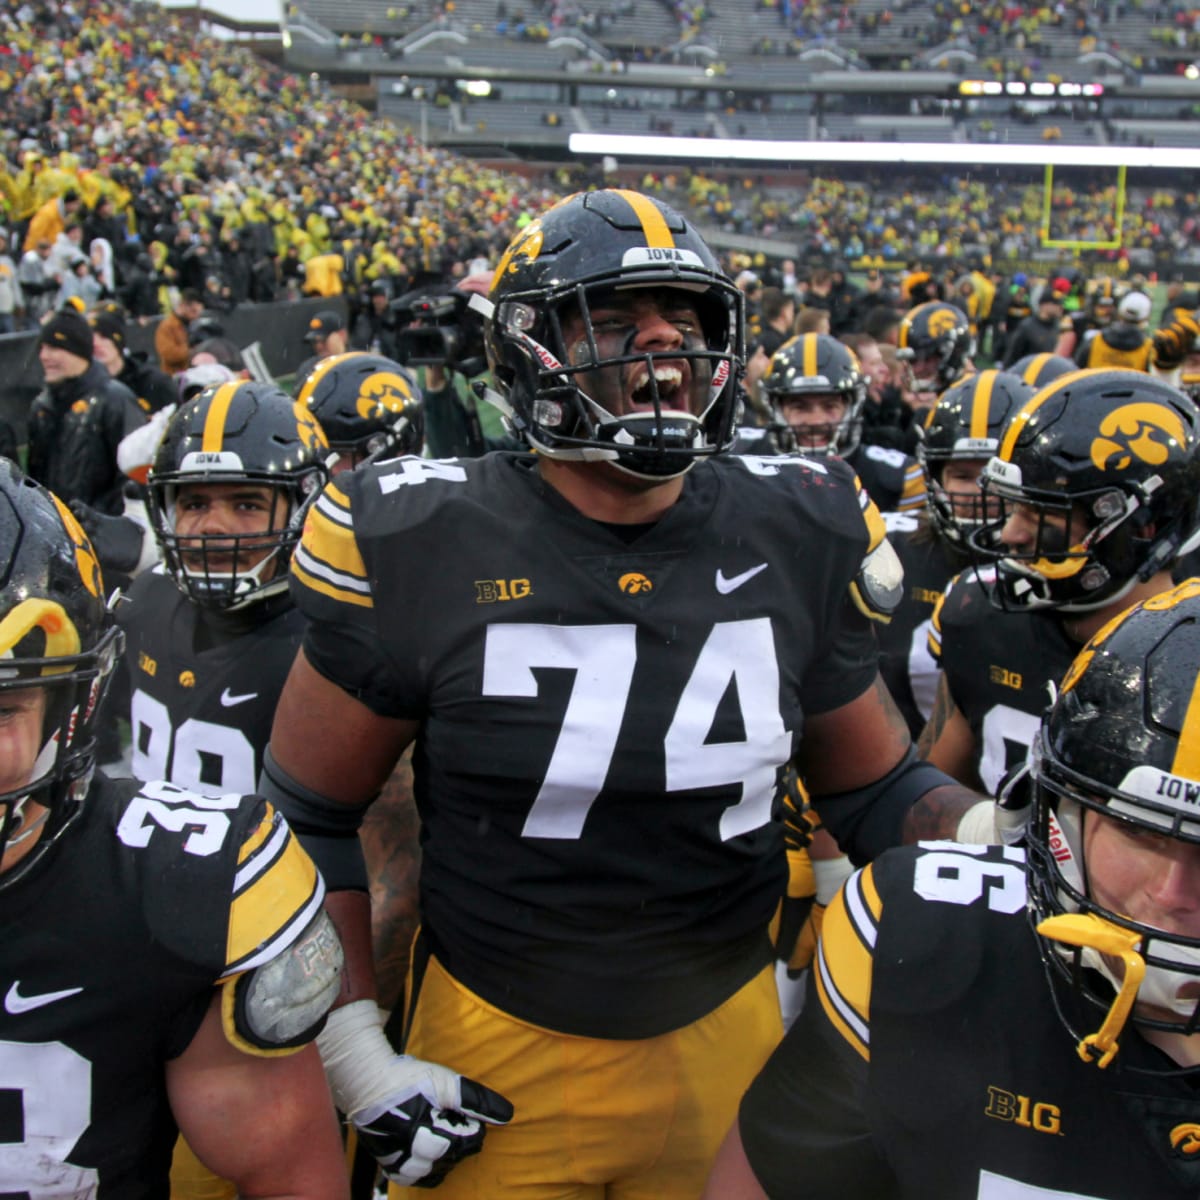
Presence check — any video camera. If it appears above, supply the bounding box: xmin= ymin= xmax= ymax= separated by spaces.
xmin=392 ymin=288 xmax=488 ymax=378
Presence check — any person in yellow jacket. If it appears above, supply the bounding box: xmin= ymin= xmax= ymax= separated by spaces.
xmin=1075 ymin=289 xmax=1153 ymax=371
xmin=24 ymin=188 xmax=82 ymax=252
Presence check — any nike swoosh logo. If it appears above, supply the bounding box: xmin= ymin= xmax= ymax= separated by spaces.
xmin=715 ymin=563 xmax=769 ymax=594
xmin=5 ymin=981 xmax=83 ymax=1014
xmin=220 ymin=688 xmax=258 ymax=707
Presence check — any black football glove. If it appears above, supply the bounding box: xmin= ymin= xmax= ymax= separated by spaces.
xmin=318 ymin=1000 xmax=514 ymax=1189
xmin=1153 ymin=314 xmax=1200 ymax=370
xmin=353 ymin=1074 xmax=514 ymax=1188
xmin=68 ymin=499 xmax=147 ymax=575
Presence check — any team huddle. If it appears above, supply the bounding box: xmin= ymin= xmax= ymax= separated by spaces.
xmin=4 ymin=188 xmax=1200 ymax=1199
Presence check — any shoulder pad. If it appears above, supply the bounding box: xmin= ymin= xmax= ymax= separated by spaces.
xmin=223 ymin=909 xmax=343 ymax=1056
xmin=849 ymin=537 xmax=904 ymax=624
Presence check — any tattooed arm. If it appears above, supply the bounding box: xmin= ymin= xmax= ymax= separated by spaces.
xmin=360 ymin=746 xmax=422 ymax=1014
xmin=802 ymin=674 xmax=986 ymax=859
xmin=916 ymin=672 xmax=983 ymax=791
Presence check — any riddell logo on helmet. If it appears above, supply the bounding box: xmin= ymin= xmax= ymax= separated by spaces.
xmin=1046 ymin=811 xmax=1072 ymax=864
xmin=1089 ymin=403 xmax=1188 ymax=471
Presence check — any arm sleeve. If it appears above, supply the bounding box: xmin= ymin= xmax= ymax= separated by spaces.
xmin=289 ymin=477 xmax=419 ymax=717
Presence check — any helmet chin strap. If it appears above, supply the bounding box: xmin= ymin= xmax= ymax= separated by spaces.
xmin=1043 ymin=800 xmax=1200 ymax=1064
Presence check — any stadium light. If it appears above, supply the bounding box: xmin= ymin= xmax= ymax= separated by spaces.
xmin=568 ymin=133 xmax=1200 ymax=170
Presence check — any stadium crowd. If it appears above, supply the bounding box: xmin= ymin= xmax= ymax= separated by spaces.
xmin=3 ymin=0 xmax=1200 ymax=338
xmin=7 ymin=1 xmax=1200 ymax=1197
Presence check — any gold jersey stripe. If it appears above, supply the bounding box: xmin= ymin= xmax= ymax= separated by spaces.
xmin=300 ymin=503 xmax=369 ymax=582
xmin=292 ymin=555 xmax=375 ymax=610
xmin=859 ymin=485 xmax=889 ymax=552
xmin=816 ymin=866 xmax=877 ymax=1039
xmin=226 ymin=828 xmax=321 ymax=967
xmin=614 ymin=189 xmax=674 ymax=248
xmin=201 ymin=382 xmax=240 ymax=453
xmin=970 ymin=371 xmax=996 ymax=441
xmin=237 ymin=806 xmax=277 ymax=865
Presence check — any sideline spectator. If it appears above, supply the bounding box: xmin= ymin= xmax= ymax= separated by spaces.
xmin=26 ymin=308 xmax=148 ymax=513
xmin=155 ymin=288 xmax=205 ymax=376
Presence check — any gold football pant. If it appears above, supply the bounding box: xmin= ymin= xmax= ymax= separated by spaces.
xmin=391 ymin=954 xmax=782 ymax=1200
xmin=169 ymin=1138 xmax=236 ymax=1200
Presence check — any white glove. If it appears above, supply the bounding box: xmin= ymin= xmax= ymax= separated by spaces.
xmin=317 ymin=1000 xmax=513 ymax=1188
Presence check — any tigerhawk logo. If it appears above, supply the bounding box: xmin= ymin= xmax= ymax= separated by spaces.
xmin=358 ymin=372 xmax=416 ymax=418
xmin=619 ymin=572 xmax=653 ymax=595
xmin=50 ymin=495 xmax=103 ymax=599
xmin=493 ymin=222 xmax=544 ymax=285
xmin=1090 ymin=403 xmax=1188 ymax=471
xmin=927 ymin=307 xmax=959 ymax=338
xmin=291 ymin=400 xmax=330 ymax=453
xmin=1169 ymin=1124 xmax=1200 ymax=1156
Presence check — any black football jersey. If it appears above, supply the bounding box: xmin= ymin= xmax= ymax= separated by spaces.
xmin=930 ymin=566 xmax=1078 ymax=794
xmin=878 ymin=513 xmax=961 ymax=738
xmin=740 ymin=841 xmax=1200 ymax=1199
xmin=844 ymin=442 xmax=926 ymax=515
xmin=0 ymin=773 xmax=324 ymax=1197
xmin=118 ymin=569 xmax=306 ymax=796
xmin=291 ymin=450 xmax=887 ymax=1039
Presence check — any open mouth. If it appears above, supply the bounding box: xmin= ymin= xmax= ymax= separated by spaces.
xmin=628 ymin=363 xmax=689 ymax=412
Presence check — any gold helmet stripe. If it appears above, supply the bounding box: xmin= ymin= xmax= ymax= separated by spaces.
xmin=1019 ymin=354 xmax=1051 ymax=386
xmin=1173 ymin=659 xmax=1200 ymax=779
xmin=802 ymin=333 xmax=819 ymax=377
xmin=998 ymin=369 xmax=1092 ymax=461
xmin=970 ymin=370 xmax=997 ymax=440
xmin=615 ymin=189 xmax=674 ymax=249
xmin=201 ymin=382 xmax=242 ymax=454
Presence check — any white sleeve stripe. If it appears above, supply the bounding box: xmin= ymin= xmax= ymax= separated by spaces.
xmin=817 ymin=936 xmax=870 ymax=1047
xmin=844 ymin=869 xmax=879 ymax=950
xmin=221 ymin=875 xmax=327 ymax=979
xmin=293 ymin=545 xmax=373 ymax=593
xmin=314 ymin=493 xmax=355 ymax=527
xmin=233 ymin=817 xmax=291 ymax=895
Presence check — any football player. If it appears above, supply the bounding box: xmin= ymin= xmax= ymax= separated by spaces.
xmin=0 ymin=460 xmax=348 ymax=1197
xmin=114 ymin=380 xmax=330 ymax=799
xmin=1009 ymin=350 xmax=1078 ymax=389
xmin=106 ymin=380 xmax=336 ymax=1197
xmin=879 ymin=369 xmax=1035 ymax=737
xmin=895 ymin=300 xmax=974 ymax=396
xmin=762 ymin=332 xmax=926 ymax=514
xmin=705 ymin=578 xmax=1200 ymax=1199
xmin=260 ymin=189 xmax=984 ymax=1197
xmin=918 ymin=369 xmax=1200 ymax=800
xmin=296 ymin=351 xmax=425 ymax=475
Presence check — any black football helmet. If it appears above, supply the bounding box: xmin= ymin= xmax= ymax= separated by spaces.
xmin=918 ymin=369 xmax=1036 ymax=547
xmin=147 ymin=380 xmax=330 ymax=611
xmin=969 ymin=369 xmax=1200 ymax=611
xmin=1009 ymin=353 xmax=1078 ymax=390
xmin=1028 ymin=580 xmax=1200 ymax=1065
xmin=897 ymin=301 xmax=974 ymax=393
xmin=296 ymin=351 xmax=424 ymax=470
xmin=761 ymin=333 xmax=866 ymax=457
xmin=0 ymin=461 xmax=122 ymax=890
xmin=481 ymin=189 xmax=744 ymax=480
